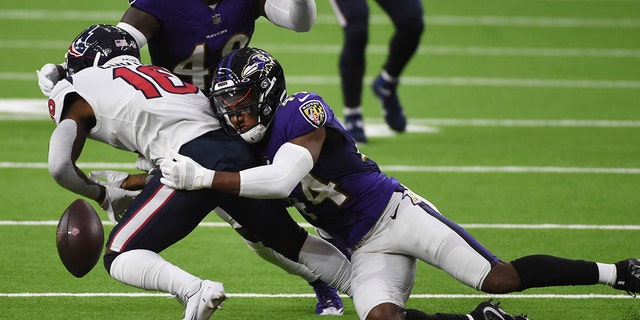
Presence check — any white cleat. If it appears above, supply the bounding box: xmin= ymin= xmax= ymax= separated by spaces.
xmin=183 ymin=280 xmax=226 ymax=320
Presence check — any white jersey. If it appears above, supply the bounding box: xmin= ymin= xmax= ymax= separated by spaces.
xmin=48 ymin=61 xmax=219 ymax=165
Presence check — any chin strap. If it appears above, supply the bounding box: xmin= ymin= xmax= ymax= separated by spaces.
xmin=240 ymin=124 xmax=267 ymax=143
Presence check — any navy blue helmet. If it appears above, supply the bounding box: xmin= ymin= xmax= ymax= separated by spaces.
xmin=210 ymin=47 xmax=287 ymax=143
xmin=66 ymin=24 xmax=140 ymax=75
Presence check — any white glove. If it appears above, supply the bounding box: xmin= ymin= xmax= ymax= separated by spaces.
xmin=160 ymin=154 xmax=215 ymax=190
xmin=99 ymin=185 xmax=140 ymax=224
xmin=135 ymin=154 xmax=156 ymax=172
xmin=89 ymin=170 xmax=130 ymax=188
xmin=36 ymin=63 xmax=65 ymax=96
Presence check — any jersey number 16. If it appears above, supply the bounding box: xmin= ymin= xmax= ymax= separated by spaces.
xmin=113 ymin=65 xmax=199 ymax=99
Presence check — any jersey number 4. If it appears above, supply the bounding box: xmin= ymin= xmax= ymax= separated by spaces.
xmin=295 ymin=175 xmax=348 ymax=222
xmin=113 ymin=65 xmax=199 ymax=99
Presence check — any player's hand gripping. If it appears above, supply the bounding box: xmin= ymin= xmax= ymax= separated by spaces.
xmin=36 ymin=62 xmax=66 ymax=96
xmin=90 ymin=170 xmax=140 ymax=223
xmin=99 ymin=186 xmax=140 ymax=224
xmin=89 ymin=170 xmax=131 ymax=188
xmin=160 ymin=154 xmax=215 ymax=190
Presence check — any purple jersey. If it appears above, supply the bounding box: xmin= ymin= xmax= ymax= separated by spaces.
xmin=263 ymin=92 xmax=400 ymax=247
xmin=131 ymin=0 xmax=261 ymax=92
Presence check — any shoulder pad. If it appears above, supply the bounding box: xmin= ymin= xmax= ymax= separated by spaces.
xmin=48 ymin=78 xmax=77 ymax=124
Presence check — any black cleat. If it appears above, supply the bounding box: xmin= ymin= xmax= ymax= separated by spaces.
xmin=371 ymin=75 xmax=406 ymax=133
xmin=344 ymin=113 xmax=367 ymax=143
xmin=613 ymin=258 xmax=640 ymax=296
xmin=470 ymin=299 xmax=529 ymax=320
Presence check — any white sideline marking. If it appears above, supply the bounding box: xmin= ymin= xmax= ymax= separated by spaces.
xmin=412 ymin=15 xmax=640 ymax=28
xmin=409 ymin=118 xmax=640 ymax=127
xmin=2 ymin=221 xmax=639 ymax=230
xmin=0 ymin=162 xmax=138 ymax=169
xmin=2 ymin=11 xmax=640 ymax=28
xmin=2 ymin=162 xmax=640 ymax=174
xmin=283 ymin=76 xmax=640 ymax=89
xmin=6 ymin=40 xmax=640 ymax=59
xmin=6 ymin=73 xmax=640 ymax=88
xmin=3 ymin=100 xmax=640 ymax=128
xmin=257 ymin=44 xmax=640 ymax=58
xmin=381 ymin=166 xmax=640 ymax=174
xmin=2 ymin=162 xmax=640 ymax=175
xmin=1 ymin=100 xmax=639 ymax=126
xmin=0 ymin=292 xmax=632 ymax=299
xmin=0 ymin=99 xmax=50 ymax=114
xmin=395 ymin=76 xmax=640 ymax=89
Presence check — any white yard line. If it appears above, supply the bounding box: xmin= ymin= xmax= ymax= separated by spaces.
xmin=1 ymin=162 xmax=640 ymax=174
xmin=2 ymin=10 xmax=640 ymax=28
xmin=7 ymin=74 xmax=640 ymax=89
xmin=2 ymin=220 xmax=639 ymax=230
xmin=0 ymin=292 xmax=633 ymax=299
xmin=5 ymin=40 xmax=640 ymax=59
xmin=381 ymin=166 xmax=640 ymax=174
xmin=3 ymin=99 xmax=640 ymax=127
xmin=284 ymin=76 xmax=640 ymax=89
xmin=409 ymin=118 xmax=640 ymax=127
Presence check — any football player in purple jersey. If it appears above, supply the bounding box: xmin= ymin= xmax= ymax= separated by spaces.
xmin=46 ymin=25 xmax=351 ymax=320
xmin=38 ymin=0 xmax=316 ymax=95
xmin=160 ymin=47 xmax=640 ymax=320
xmin=329 ymin=0 xmax=424 ymax=143
xmin=37 ymin=0 xmax=346 ymax=314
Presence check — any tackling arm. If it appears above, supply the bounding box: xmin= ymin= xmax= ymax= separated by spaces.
xmin=235 ymin=142 xmax=314 ymax=198
xmin=161 ymin=128 xmax=326 ymax=198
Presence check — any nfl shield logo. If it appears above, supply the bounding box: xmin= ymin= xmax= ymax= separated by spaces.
xmin=212 ymin=14 xmax=222 ymax=25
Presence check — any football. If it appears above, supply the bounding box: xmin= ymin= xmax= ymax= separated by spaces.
xmin=56 ymin=199 xmax=105 ymax=278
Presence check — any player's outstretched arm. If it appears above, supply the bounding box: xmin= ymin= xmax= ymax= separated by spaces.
xmin=161 ymin=128 xmax=325 ymax=198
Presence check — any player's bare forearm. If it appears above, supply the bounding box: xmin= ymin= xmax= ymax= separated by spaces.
xmin=121 ymin=173 xmax=148 ymax=190
xmin=212 ymin=171 xmax=241 ymax=195
xmin=55 ymin=64 xmax=66 ymax=78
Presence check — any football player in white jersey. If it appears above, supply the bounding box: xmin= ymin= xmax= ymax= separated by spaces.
xmin=46 ymin=24 xmax=351 ymax=320
xmin=38 ymin=1 xmax=344 ymax=315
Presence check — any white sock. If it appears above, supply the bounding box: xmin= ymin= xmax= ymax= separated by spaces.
xmin=109 ymin=249 xmax=201 ymax=303
xmin=298 ymin=234 xmax=352 ymax=296
xmin=343 ymin=106 xmax=363 ymax=116
xmin=245 ymin=239 xmax=319 ymax=283
xmin=596 ymin=262 xmax=617 ymax=286
xmin=380 ymin=69 xmax=398 ymax=83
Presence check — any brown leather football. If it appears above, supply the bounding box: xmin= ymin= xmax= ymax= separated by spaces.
xmin=56 ymin=199 xmax=104 ymax=278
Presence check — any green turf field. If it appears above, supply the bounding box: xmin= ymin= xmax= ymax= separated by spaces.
xmin=1 ymin=0 xmax=640 ymax=319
